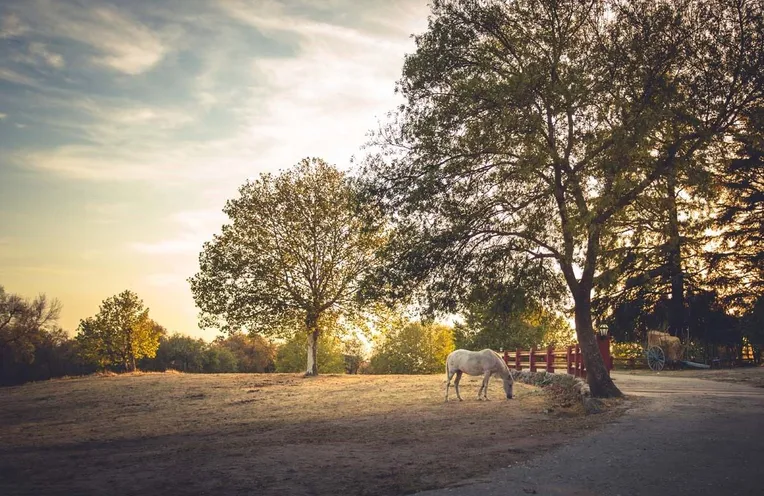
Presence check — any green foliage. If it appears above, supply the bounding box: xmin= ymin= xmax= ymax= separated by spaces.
xmin=275 ymin=333 xmax=346 ymax=373
xmin=213 ymin=332 xmax=276 ymax=373
xmin=610 ymin=342 xmax=643 ymax=361
xmin=0 ymin=285 xmax=61 ymax=364
xmin=153 ymin=334 xmax=207 ymax=372
xmin=453 ymin=272 xmax=574 ymax=350
xmin=202 ymin=345 xmax=238 ymax=373
xmin=367 ymin=322 xmax=455 ymax=374
xmin=190 ymin=157 xmax=384 ymax=375
xmin=341 ymin=335 xmax=365 ymax=374
xmin=75 ymin=290 xmax=164 ymax=371
xmin=709 ymin=108 xmax=764 ymax=305
xmin=148 ymin=332 xmax=279 ymax=373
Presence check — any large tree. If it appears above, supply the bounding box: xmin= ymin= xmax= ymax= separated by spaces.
xmin=189 ymin=158 xmax=384 ymax=376
xmin=76 ymin=290 xmax=164 ymax=371
xmin=363 ymin=0 xmax=763 ymax=396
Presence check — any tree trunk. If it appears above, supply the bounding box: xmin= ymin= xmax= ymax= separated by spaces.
xmin=130 ymin=354 xmax=136 ymax=372
xmin=666 ymin=168 xmax=685 ymax=339
xmin=574 ymin=287 xmax=622 ymax=398
xmin=305 ymin=313 xmax=319 ymax=376
xmin=306 ymin=330 xmax=319 ymax=376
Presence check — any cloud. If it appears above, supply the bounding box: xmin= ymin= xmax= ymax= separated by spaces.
xmin=0 ymin=12 xmax=27 ymax=38
xmin=8 ymin=0 xmax=169 ymax=75
xmin=28 ymin=42 xmax=64 ymax=68
xmin=130 ymin=209 xmax=227 ymax=256
xmin=83 ymin=202 xmax=129 ymax=225
xmin=132 ymin=239 xmax=200 ymax=255
xmin=145 ymin=273 xmax=185 ymax=288
xmin=10 ymin=265 xmax=80 ymax=276
xmin=0 ymin=67 xmax=37 ymax=86
xmin=0 ymin=113 xmax=6 ymax=120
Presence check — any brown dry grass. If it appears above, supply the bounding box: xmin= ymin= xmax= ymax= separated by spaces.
xmin=0 ymin=372 xmax=624 ymax=496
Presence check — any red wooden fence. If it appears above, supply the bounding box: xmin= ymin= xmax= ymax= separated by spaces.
xmin=501 ymin=336 xmax=614 ymax=378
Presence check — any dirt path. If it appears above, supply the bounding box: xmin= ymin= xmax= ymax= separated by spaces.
xmin=417 ymin=371 xmax=764 ymax=496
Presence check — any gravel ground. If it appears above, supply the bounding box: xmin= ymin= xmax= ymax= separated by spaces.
xmin=417 ymin=370 xmax=764 ymax=496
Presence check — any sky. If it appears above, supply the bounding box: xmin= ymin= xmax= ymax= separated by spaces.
xmin=0 ymin=0 xmax=430 ymax=341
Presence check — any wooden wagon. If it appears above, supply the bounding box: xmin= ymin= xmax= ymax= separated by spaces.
xmin=646 ymin=330 xmax=685 ymax=371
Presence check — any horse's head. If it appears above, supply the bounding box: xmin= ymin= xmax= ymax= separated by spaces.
xmin=501 ymin=366 xmax=514 ymax=399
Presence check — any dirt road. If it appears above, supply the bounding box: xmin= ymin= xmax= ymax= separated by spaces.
xmin=418 ymin=371 xmax=764 ymax=496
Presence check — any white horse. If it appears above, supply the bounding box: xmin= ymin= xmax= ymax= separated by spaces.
xmin=445 ymin=349 xmax=514 ymax=401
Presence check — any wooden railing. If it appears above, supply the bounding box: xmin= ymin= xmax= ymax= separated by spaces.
xmin=500 ymin=337 xmax=614 ymax=378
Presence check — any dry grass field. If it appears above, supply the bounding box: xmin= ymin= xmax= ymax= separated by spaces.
xmin=0 ymin=372 xmax=624 ymax=496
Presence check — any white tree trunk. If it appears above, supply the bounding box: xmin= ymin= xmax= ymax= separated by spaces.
xmin=305 ymin=330 xmax=318 ymax=376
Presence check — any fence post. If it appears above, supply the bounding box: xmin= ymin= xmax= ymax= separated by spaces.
xmin=567 ymin=345 xmax=573 ymax=375
xmin=503 ymin=350 xmax=510 ymax=367
xmin=529 ymin=347 xmax=536 ymax=372
xmin=515 ymin=348 xmax=521 ymax=371
xmin=575 ymin=344 xmax=582 ymax=378
xmin=546 ymin=345 xmax=554 ymax=373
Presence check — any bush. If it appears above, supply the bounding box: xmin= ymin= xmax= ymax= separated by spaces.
xmin=611 ymin=341 xmax=643 ymax=360
xmin=275 ymin=333 xmax=346 ymax=373
xmin=153 ymin=334 xmax=207 ymax=372
xmin=203 ymin=346 xmax=238 ymax=373
xmin=214 ymin=333 xmax=276 ymax=373
xmin=366 ymin=322 xmax=455 ymax=374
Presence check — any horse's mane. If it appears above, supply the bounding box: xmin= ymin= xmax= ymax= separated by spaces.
xmin=491 ymin=350 xmax=510 ymax=369
xmin=491 ymin=350 xmax=514 ymax=379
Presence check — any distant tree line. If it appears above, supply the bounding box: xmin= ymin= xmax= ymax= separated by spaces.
xmin=2 ymin=281 xmax=578 ymax=386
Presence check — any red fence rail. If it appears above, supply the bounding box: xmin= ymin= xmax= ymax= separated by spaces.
xmin=501 ymin=336 xmax=614 ymax=378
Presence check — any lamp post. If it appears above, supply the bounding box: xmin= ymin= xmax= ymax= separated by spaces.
xmin=597 ymin=324 xmax=609 ymax=339
xmin=597 ymin=324 xmax=613 ymax=374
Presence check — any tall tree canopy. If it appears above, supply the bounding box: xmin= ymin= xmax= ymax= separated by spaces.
xmin=76 ymin=290 xmax=164 ymax=371
xmin=363 ymin=0 xmax=763 ymax=397
xmin=709 ymin=107 xmax=764 ymax=305
xmin=190 ymin=158 xmax=384 ymax=375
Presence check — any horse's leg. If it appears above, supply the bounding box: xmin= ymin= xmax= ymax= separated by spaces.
xmin=482 ymin=372 xmax=492 ymax=400
xmin=454 ymin=370 xmax=463 ymax=401
xmin=445 ymin=368 xmax=454 ymax=402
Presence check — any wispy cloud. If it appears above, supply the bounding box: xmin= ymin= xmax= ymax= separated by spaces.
xmin=27 ymin=42 xmax=64 ymax=68
xmin=83 ymin=202 xmax=129 ymax=225
xmin=0 ymin=12 xmax=27 ymax=38
xmin=145 ymin=272 xmax=186 ymax=288
xmin=132 ymin=239 xmax=200 ymax=255
xmin=0 ymin=66 xmax=37 ymax=86
xmin=6 ymin=0 xmax=169 ymax=75
xmin=0 ymin=113 xmax=7 ymax=120
xmin=131 ymin=209 xmax=227 ymax=256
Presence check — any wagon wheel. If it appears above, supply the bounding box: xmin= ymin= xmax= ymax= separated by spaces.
xmin=647 ymin=346 xmax=666 ymax=371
